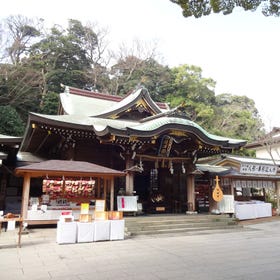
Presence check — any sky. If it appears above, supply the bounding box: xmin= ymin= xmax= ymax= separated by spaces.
xmin=1 ymin=0 xmax=280 ymax=131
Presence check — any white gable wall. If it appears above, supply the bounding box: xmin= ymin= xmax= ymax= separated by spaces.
xmin=255 ymin=144 xmax=280 ymax=160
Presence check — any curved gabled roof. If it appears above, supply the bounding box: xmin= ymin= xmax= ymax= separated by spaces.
xmin=59 ymin=87 xmax=119 ymax=116
xmin=105 ymin=116 xmax=246 ymax=148
xmin=59 ymin=86 xmax=169 ymax=116
xmin=93 ymin=87 xmax=165 ymax=118
xmin=22 ymin=112 xmax=246 ymax=151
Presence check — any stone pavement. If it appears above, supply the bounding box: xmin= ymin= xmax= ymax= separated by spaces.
xmin=1 ymin=219 xmax=280 ymax=280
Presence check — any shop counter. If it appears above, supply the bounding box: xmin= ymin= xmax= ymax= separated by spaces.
xmin=77 ymin=222 xmax=94 ymax=243
xmin=56 ymin=221 xmax=77 ymax=244
xmin=110 ymin=219 xmax=125 ymax=240
xmin=235 ymin=201 xmax=272 ymax=220
xmin=93 ymin=220 xmax=110 ymax=241
xmin=27 ymin=207 xmax=95 ymax=223
xmin=56 ymin=219 xmax=125 ymax=244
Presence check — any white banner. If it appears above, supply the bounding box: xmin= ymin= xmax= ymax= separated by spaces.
xmin=117 ymin=196 xmax=137 ymax=212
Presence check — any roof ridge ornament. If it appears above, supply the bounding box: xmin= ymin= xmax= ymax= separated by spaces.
xmin=61 ymin=84 xmax=70 ymax=95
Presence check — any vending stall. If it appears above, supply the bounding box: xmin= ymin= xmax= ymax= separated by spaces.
xmin=15 ymin=159 xmax=126 ymax=225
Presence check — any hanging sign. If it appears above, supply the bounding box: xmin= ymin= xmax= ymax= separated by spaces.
xmin=212 ymin=176 xmax=224 ymax=202
xmin=158 ymin=136 xmax=173 ymax=157
xmin=240 ymin=163 xmax=277 ymax=175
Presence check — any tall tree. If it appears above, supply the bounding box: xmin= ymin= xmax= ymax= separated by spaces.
xmin=166 ymin=64 xmax=216 ymax=128
xmin=170 ymin=0 xmax=280 ymax=18
xmin=0 ymin=15 xmax=43 ymax=135
xmin=29 ymin=20 xmax=91 ymax=95
xmin=0 ymin=63 xmax=42 ymax=121
xmin=82 ymin=22 xmax=112 ymax=93
xmin=0 ymin=105 xmax=24 ymax=136
xmin=1 ymin=15 xmax=42 ymax=64
xmin=109 ymin=39 xmax=163 ymax=95
xmin=110 ymin=56 xmax=172 ymax=101
xmin=212 ymin=93 xmax=265 ymax=141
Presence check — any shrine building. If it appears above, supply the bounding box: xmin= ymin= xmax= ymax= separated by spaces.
xmin=16 ymin=85 xmax=246 ymax=215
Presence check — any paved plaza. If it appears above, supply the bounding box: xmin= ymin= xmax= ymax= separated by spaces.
xmin=1 ymin=220 xmax=280 ymax=280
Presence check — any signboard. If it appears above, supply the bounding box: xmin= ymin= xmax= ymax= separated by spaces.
xmin=80 ymin=203 xmax=89 ymax=214
xmin=117 ymin=196 xmax=137 ymax=212
xmin=95 ymin=200 xmax=106 ymax=212
xmin=158 ymin=136 xmax=173 ymax=157
xmin=240 ymin=163 xmax=277 ymax=175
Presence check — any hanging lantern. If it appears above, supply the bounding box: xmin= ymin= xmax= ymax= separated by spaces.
xmin=169 ymin=160 xmax=174 ymax=174
xmin=182 ymin=162 xmax=186 ymax=174
xmin=155 ymin=160 xmax=159 ymax=169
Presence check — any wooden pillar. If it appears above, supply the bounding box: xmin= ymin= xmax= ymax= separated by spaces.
xmin=104 ymin=179 xmax=107 ymax=201
xmin=0 ymin=173 xmax=7 ymax=210
xmin=97 ymin=178 xmax=100 ymax=198
xmin=230 ymin=178 xmax=234 ymax=195
xmin=21 ymin=174 xmax=31 ymax=220
xmin=187 ymin=174 xmax=195 ymax=212
xmin=110 ymin=179 xmax=114 ymax=211
xmin=125 ymin=158 xmax=134 ymax=195
xmin=276 ymin=181 xmax=280 ymax=213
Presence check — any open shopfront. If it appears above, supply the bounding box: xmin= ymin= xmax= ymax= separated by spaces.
xmin=212 ymin=155 xmax=280 ymax=220
xmin=15 ymin=159 xmax=126 ymax=225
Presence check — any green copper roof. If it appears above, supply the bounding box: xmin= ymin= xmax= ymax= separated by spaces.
xmin=29 ymin=112 xmax=246 ymax=149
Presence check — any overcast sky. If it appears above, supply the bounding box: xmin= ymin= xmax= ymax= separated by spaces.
xmin=1 ymin=0 xmax=280 ymax=131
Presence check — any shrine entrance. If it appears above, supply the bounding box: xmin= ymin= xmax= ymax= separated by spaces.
xmin=134 ymin=165 xmax=188 ymax=214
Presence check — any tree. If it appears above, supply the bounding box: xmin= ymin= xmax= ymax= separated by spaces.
xmin=82 ymin=22 xmax=112 ymax=93
xmin=212 ymin=93 xmax=265 ymax=141
xmin=0 ymin=16 xmax=44 ymax=123
xmin=170 ymin=0 xmax=280 ymax=18
xmin=1 ymin=15 xmax=42 ymax=64
xmin=110 ymin=56 xmax=172 ymax=100
xmin=29 ymin=20 xmax=91 ymax=94
xmin=109 ymin=39 xmax=163 ymax=95
xmin=0 ymin=105 xmax=25 ymax=136
xmin=0 ymin=63 xmax=42 ymax=122
xmin=166 ymin=64 xmax=216 ymax=128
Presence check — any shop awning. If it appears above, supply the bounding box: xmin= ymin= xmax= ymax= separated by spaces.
xmin=196 ymin=164 xmax=232 ymax=176
xmin=15 ymin=159 xmax=126 ymax=178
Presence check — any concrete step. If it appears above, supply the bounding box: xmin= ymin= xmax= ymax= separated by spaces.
xmin=124 ymin=214 xmax=242 ymax=236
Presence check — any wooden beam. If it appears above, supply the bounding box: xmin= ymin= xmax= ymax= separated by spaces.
xmin=135 ymin=154 xmax=191 ymax=162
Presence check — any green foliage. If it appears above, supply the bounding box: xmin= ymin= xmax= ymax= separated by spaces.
xmin=0 ymin=105 xmax=25 ymax=136
xmin=29 ymin=20 xmax=92 ymax=93
xmin=166 ymin=64 xmax=216 ymax=126
xmin=109 ymin=57 xmax=173 ymax=101
xmin=4 ymin=15 xmax=42 ymax=65
xmin=0 ymin=15 xmax=267 ymax=146
xmin=212 ymin=94 xmax=265 ymax=141
xmin=0 ymin=63 xmax=42 ymax=122
xmin=170 ymin=0 xmax=280 ymax=18
xmin=39 ymin=92 xmax=59 ymax=115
